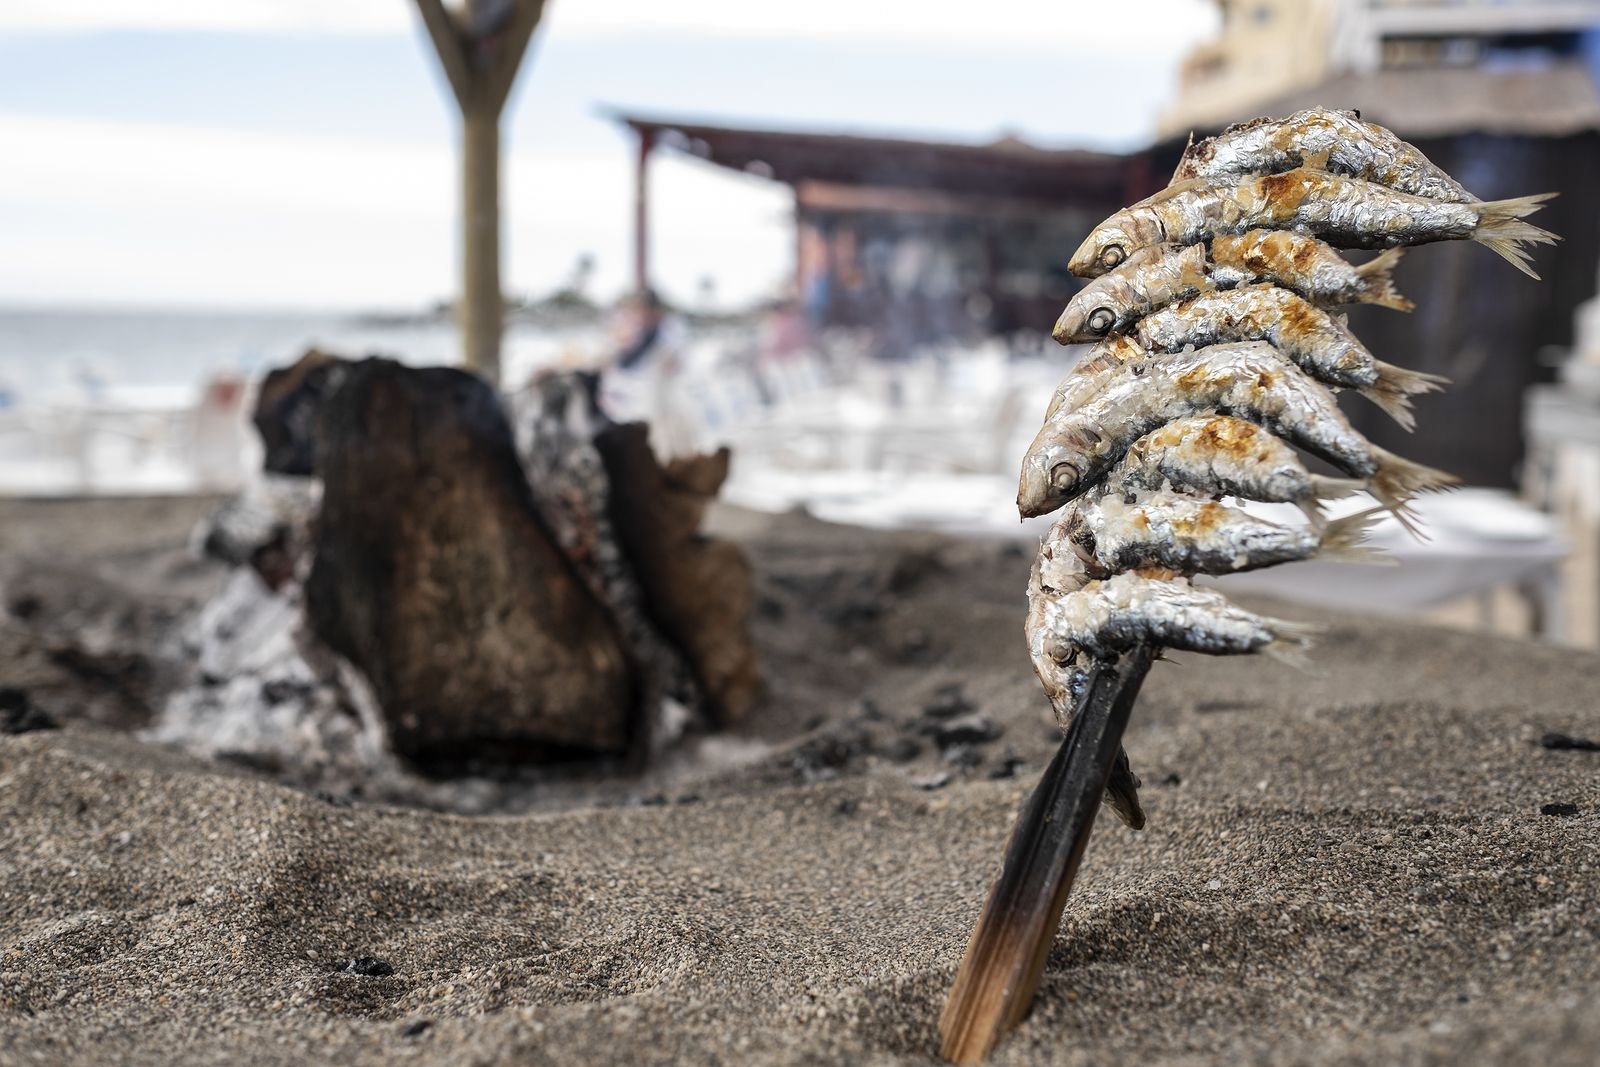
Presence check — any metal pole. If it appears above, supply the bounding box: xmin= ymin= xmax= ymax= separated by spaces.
xmin=634 ymin=129 xmax=654 ymax=293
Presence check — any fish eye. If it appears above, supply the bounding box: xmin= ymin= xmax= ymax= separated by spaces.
xmin=1086 ymin=308 xmax=1115 ymax=335
xmin=1050 ymin=462 xmax=1078 ymax=492
xmin=1099 ymin=244 xmax=1126 ymax=269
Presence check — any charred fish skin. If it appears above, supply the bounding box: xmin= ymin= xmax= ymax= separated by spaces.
xmin=1019 ymin=342 xmax=1388 ymax=517
xmin=1102 ymin=414 xmax=1355 ymax=517
xmin=1128 ymin=283 xmax=1445 ymax=431
xmin=1039 ymin=570 xmax=1320 ymax=663
xmin=1055 ymin=233 xmax=1410 ymax=345
xmin=1210 ymin=230 xmax=1412 ymax=311
xmin=1067 ymin=490 xmax=1379 ymax=577
xmin=1135 ymin=284 xmax=1377 ymax=389
xmin=1067 ymin=168 xmax=1556 ymax=280
xmin=1172 ymin=107 xmax=1478 ymax=203
xmin=1044 ymin=334 xmax=1149 ymax=420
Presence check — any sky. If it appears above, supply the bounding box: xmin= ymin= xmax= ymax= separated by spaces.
xmin=0 ymin=1 xmax=1218 ymax=312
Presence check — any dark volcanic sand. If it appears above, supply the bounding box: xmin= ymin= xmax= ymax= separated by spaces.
xmin=2 ymin=497 xmax=1599 ymax=1065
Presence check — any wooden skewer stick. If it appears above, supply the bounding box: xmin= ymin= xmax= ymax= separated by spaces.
xmin=937 ymin=643 xmax=1156 ymax=1065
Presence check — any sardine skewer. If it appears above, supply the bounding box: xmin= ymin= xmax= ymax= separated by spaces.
xmin=941 ymin=109 xmax=1551 ymax=1065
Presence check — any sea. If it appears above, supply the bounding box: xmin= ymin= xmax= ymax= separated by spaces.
xmin=0 ymin=305 xmax=597 ymax=409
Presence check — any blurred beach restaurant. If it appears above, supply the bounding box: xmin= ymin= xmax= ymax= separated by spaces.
xmin=6 ymin=0 xmax=1600 ymax=644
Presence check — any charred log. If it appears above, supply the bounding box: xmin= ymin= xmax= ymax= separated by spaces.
xmin=253 ymin=349 xmax=349 ymax=476
xmin=595 ymin=423 xmax=760 ymax=724
xmin=514 ymin=372 xmax=708 ymax=751
xmin=303 ymin=358 xmax=636 ymax=767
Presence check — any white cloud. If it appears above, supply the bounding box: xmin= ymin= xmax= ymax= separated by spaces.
xmin=0 ymin=0 xmax=1217 ymax=52
xmin=0 ymin=112 xmax=790 ymax=309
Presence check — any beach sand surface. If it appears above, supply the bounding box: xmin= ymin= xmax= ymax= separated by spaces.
xmin=2 ymin=498 xmax=1598 ymax=1065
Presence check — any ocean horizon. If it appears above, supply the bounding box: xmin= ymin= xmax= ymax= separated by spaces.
xmin=0 ymin=305 xmax=598 ymax=409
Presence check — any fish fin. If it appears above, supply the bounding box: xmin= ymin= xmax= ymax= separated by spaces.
xmin=1309 ymin=475 xmax=1364 ymax=501
xmin=1317 ymin=507 xmax=1394 ymax=565
xmin=1170 ymin=131 xmax=1196 ymax=183
xmin=1472 ymin=192 xmax=1561 ymax=279
xmin=1103 ymin=746 xmax=1146 ymax=831
xmin=1262 ymin=620 xmax=1322 ymax=670
xmin=1362 ymin=360 xmax=1451 ymax=430
xmin=1369 ymin=447 xmax=1458 ymax=539
xmin=1176 ymin=243 xmax=1210 ymax=291
xmin=1353 ymin=248 xmax=1414 ymax=311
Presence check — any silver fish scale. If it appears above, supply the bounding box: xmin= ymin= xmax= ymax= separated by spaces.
xmin=1102 ymin=417 xmax=1316 ymax=507
xmin=1069 ymin=492 xmax=1321 ymax=577
xmin=1134 ymin=286 xmax=1377 ymax=389
xmin=1179 ymin=108 xmax=1477 ymax=203
xmin=1038 ymin=570 xmax=1296 ymax=658
xmin=1030 ymin=342 xmax=1379 ymax=506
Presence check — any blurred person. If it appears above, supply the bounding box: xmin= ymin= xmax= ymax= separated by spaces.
xmin=599 ymin=288 xmax=698 ymax=458
xmin=751 ymin=297 xmax=814 ymax=406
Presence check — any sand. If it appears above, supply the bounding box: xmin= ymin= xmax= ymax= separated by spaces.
xmin=3 ymin=497 xmax=1599 ymax=1065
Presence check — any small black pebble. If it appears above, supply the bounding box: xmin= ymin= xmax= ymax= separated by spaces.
xmin=1540 ymin=802 xmax=1581 ymax=818
xmin=921 ymin=683 xmax=975 ymax=721
xmin=878 ymin=736 xmax=921 ymax=763
xmin=1160 ymin=772 xmax=1182 ymax=787
xmin=0 ymin=688 xmax=58 ymax=735
xmin=925 ymin=713 xmax=1001 ymax=748
xmin=942 ymin=743 xmax=982 ymax=769
xmin=342 ymin=956 xmax=395 ymax=977
xmin=674 ymin=793 xmax=701 ymax=805
xmin=401 ymin=1020 xmax=432 ymax=1038
xmin=637 ymin=793 xmax=668 ymax=807
xmin=987 ymin=756 xmax=1025 ymax=780
xmin=1539 ymin=732 xmax=1600 ymax=752
xmin=834 ymin=798 xmax=858 ymax=817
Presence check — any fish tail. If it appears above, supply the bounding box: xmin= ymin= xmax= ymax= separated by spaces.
xmin=1471 ymin=192 xmax=1560 ymax=279
xmin=1262 ymin=619 xmax=1322 ymax=670
xmin=1317 ymin=507 xmax=1393 ymax=565
xmin=1299 ymin=476 xmax=1364 ymax=522
xmin=1370 ymin=447 xmax=1458 ymax=540
xmin=1103 ymin=745 xmax=1146 ymax=831
xmin=1362 ymin=360 xmax=1451 ymax=430
xmin=1353 ymin=248 xmax=1414 ymax=311
xmin=1294 ymin=497 xmax=1329 ymax=527
xmin=1309 ymin=475 xmax=1364 ymax=500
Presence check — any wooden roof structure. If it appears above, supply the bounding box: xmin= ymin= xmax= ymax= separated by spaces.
xmin=608 ymin=110 xmax=1146 ymax=205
